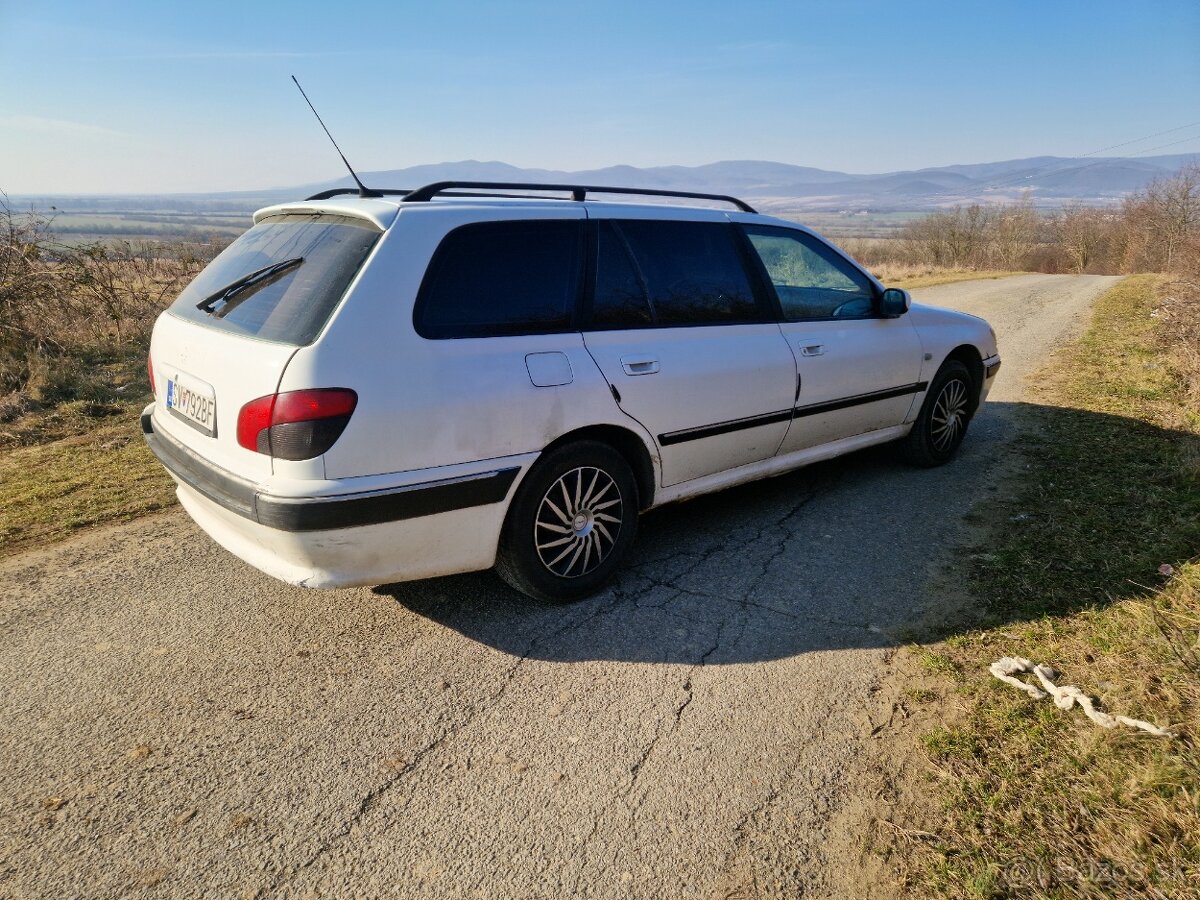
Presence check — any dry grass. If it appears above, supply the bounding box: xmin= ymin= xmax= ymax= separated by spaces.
xmin=0 ymin=345 xmax=178 ymax=557
xmin=0 ymin=419 xmax=174 ymax=557
xmin=0 ymin=204 xmax=217 ymax=556
xmin=880 ymin=266 xmax=1029 ymax=290
xmin=903 ymin=275 xmax=1200 ymax=898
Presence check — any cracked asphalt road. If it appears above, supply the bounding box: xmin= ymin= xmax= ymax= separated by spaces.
xmin=0 ymin=274 xmax=1118 ymax=899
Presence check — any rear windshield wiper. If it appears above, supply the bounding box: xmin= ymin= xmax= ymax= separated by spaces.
xmin=196 ymin=257 xmax=304 ymax=317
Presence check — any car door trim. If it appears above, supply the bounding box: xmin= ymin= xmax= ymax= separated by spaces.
xmin=793 ymin=382 xmax=928 ymax=418
xmin=656 ymin=381 xmax=929 ymax=447
xmin=657 ymin=408 xmax=795 ymax=446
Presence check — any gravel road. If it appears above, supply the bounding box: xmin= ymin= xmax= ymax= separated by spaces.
xmin=0 ymin=274 xmax=1118 ymax=899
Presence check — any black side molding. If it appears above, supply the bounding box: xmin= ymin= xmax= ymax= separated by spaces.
xmin=659 ymin=409 xmax=794 ymax=447
xmin=254 ymin=469 xmax=519 ymax=531
xmin=985 ymin=359 xmax=1001 ymax=379
xmin=142 ymin=408 xmax=519 ymax=532
xmin=656 ymin=383 xmax=929 ymax=447
xmin=792 ymin=382 xmax=927 ymax=419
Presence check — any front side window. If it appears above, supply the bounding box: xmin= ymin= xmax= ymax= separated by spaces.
xmin=415 ymin=220 xmax=582 ymax=338
xmin=743 ymin=226 xmax=876 ymax=321
xmin=168 ymin=213 xmax=381 ymax=345
xmin=590 ymin=220 xmax=762 ymax=328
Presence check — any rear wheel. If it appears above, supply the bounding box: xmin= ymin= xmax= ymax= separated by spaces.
xmin=496 ymin=441 xmax=639 ymax=602
xmin=901 ymin=360 xmax=974 ymax=466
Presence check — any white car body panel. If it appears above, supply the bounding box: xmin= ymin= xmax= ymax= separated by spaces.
xmin=654 ymin=423 xmax=910 ymax=507
xmin=175 ymin=482 xmax=507 ymax=589
xmin=297 ymin=204 xmax=659 ymax=479
xmin=908 ymin=302 xmax=1000 ymax=371
xmin=582 ymin=323 xmax=796 ymax=485
xmin=148 ymin=314 xmax=297 ymax=479
xmin=778 ymin=317 xmax=925 ymax=452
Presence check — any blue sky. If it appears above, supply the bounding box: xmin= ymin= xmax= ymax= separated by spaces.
xmin=1 ymin=0 xmax=1198 ymax=194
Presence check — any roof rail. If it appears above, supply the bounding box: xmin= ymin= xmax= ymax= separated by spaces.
xmin=398 ymin=181 xmax=758 ymax=213
xmin=305 ymin=187 xmax=412 ymax=201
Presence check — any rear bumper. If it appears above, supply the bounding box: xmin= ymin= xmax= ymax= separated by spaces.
xmin=141 ymin=406 xmax=519 ymax=532
xmin=141 ymin=404 xmax=530 ymax=588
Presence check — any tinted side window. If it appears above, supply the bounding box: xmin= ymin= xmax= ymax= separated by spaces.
xmin=612 ymin=221 xmax=761 ymax=326
xmin=744 ymin=226 xmax=876 ymax=321
xmin=591 ymin=222 xmax=654 ymax=327
xmin=416 ymin=220 xmax=581 ymax=338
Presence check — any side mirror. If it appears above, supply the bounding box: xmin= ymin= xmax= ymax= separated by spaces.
xmin=880 ymin=287 xmax=911 ymax=318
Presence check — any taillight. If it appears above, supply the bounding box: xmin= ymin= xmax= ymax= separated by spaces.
xmin=236 ymin=388 xmax=357 ymax=460
xmin=147 ymin=354 xmax=157 ymax=398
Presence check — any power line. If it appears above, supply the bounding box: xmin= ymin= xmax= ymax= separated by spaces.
xmin=977 ymin=126 xmax=1200 ymax=193
xmin=978 ymin=135 xmax=1200 ymax=198
xmin=1127 ymin=134 xmax=1200 ymax=157
xmin=1075 ymin=120 xmax=1200 ymax=159
xmin=923 ymin=120 xmax=1200 ymax=201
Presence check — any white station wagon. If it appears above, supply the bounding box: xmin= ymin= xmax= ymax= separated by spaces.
xmin=143 ymin=182 xmax=1000 ymax=601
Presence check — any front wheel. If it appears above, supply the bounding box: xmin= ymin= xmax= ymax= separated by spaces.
xmin=496 ymin=441 xmax=639 ymax=603
xmin=901 ymin=360 xmax=975 ymax=467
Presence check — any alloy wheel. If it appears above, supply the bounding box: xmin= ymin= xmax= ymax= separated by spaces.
xmin=534 ymin=466 xmax=623 ymax=578
xmin=930 ymin=377 xmax=969 ymax=451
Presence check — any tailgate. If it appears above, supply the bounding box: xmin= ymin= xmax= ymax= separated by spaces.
xmin=149 ymin=313 xmax=297 ymax=479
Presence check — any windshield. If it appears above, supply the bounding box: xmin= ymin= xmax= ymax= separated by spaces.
xmin=168 ymin=213 xmax=381 ymax=345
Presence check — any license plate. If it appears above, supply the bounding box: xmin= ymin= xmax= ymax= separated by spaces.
xmin=165 ymin=370 xmax=217 ymax=437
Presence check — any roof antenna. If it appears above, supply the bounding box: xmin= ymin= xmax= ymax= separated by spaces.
xmin=291 ymin=75 xmax=381 ymax=199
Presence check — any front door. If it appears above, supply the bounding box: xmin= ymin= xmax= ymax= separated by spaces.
xmin=741 ymin=225 xmax=925 ymax=454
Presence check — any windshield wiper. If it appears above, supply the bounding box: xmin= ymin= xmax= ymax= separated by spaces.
xmin=196 ymin=257 xmax=304 ymax=317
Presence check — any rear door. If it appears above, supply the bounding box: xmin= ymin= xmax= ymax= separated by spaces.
xmin=149 ymin=211 xmax=384 ymax=478
xmin=741 ymin=225 xmax=924 ymax=453
xmin=581 ymin=217 xmax=797 ymax=487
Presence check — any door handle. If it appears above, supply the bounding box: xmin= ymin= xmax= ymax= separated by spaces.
xmin=620 ymin=355 xmax=660 ymax=376
xmin=799 ymin=344 xmax=826 ymax=357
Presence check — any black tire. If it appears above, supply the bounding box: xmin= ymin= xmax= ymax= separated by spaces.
xmin=901 ymin=360 xmax=975 ymax=467
xmin=496 ymin=440 xmax=640 ymax=603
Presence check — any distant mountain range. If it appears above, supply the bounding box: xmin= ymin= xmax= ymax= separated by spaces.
xmin=278 ymin=153 xmax=1200 ymax=212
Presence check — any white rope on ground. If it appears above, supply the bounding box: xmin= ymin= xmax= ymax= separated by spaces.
xmin=989 ymin=657 xmax=1176 ymax=738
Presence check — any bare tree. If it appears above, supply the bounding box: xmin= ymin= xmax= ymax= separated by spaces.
xmin=1145 ymin=163 xmax=1200 ymax=273
xmin=0 ymin=193 xmax=218 ymax=398
xmin=901 ymin=204 xmax=993 ymax=268
xmin=1053 ymin=205 xmax=1111 ymax=274
xmin=990 ymin=192 xmax=1039 ymax=269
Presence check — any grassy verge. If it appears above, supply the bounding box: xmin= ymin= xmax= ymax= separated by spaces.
xmin=0 ymin=350 xmax=175 ymax=558
xmin=907 ymin=275 xmax=1200 ymax=897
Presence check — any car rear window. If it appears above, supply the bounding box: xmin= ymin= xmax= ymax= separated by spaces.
xmin=167 ymin=213 xmax=381 ymax=345
xmin=414 ymin=220 xmax=582 ymax=338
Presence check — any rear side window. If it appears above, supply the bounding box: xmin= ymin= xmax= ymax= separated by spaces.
xmin=591 ymin=222 xmax=654 ymax=327
xmin=415 ymin=220 xmax=582 ymax=338
xmin=168 ymin=213 xmax=380 ymax=345
xmin=589 ymin=220 xmax=761 ymax=328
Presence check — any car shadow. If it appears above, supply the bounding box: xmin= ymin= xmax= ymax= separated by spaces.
xmin=374 ymin=401 xmax=1198 ymax=666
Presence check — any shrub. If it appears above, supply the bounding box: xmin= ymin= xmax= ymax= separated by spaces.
xmin=0 ymin=194 xmax=221 ymax=401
